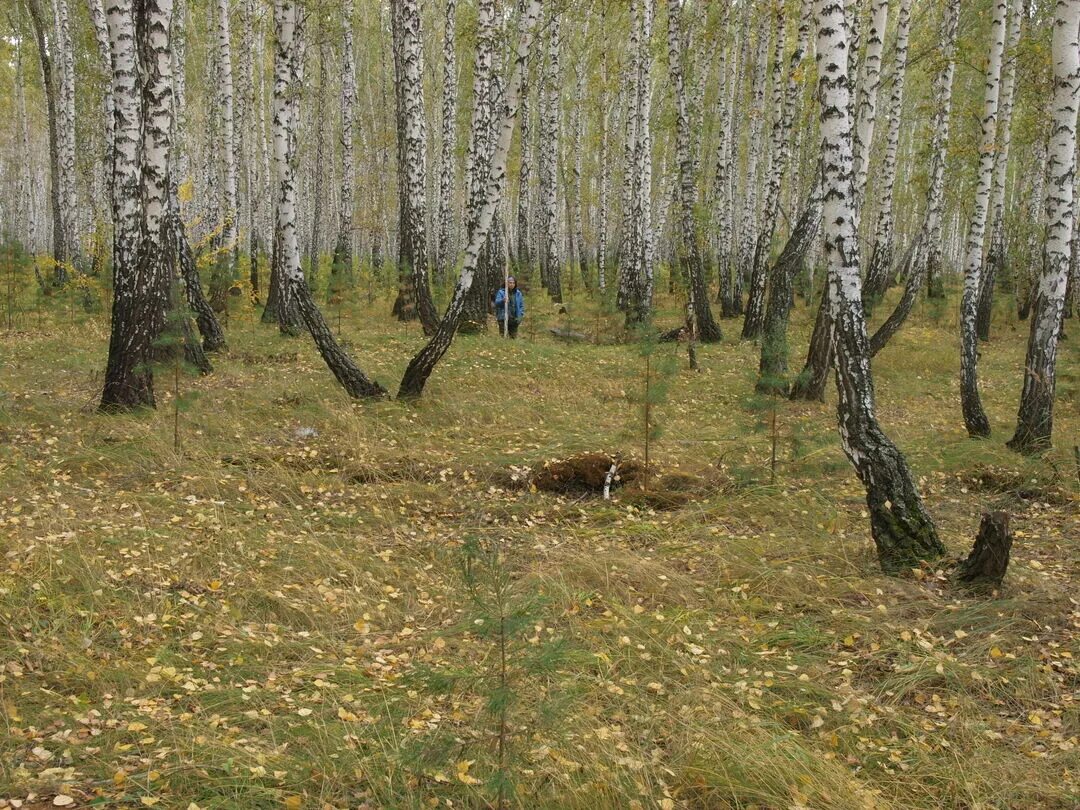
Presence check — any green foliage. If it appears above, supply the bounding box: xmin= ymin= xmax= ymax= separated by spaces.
xmin=406 ymin=537 xmax=580 ymax=808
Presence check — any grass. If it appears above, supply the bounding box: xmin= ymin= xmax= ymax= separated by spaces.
xmin=0 ymin=269 xmax=1077 ymax=809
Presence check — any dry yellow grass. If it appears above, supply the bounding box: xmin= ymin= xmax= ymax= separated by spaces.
xmin=0 ymin=280 xmax=1077 ymax=809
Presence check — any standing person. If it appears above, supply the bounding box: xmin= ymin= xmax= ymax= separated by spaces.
xmin=494 ymin=276 xmax=525 ymax=337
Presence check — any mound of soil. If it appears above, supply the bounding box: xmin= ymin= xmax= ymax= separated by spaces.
xmin=531 ymin=452 xmax=645 ymax=494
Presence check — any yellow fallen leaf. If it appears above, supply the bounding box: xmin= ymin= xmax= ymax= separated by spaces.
xmin=456 ymin=759 xmax=481 ymax=785
xmin=114 ymin=771 xmax=127 ymax=786
xmin=353 ymin=620 xmax=370 ymax=635
xmin=141 ymin=798 xmax=160 ymax=807
xmin=208 ymin=580 xmax=223 ymax=591
xmin=989 ymin=646 xmax=1003 ymax=659
xmin=284 ymin=796 xmax=303 ymax=809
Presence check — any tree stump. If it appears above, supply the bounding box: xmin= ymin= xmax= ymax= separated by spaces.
xmin=954 ymin=512 xmax=1012 ymax=588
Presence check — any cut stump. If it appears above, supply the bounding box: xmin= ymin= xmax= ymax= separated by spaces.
xmin=954 ymin=512 xmax=1012 ymax=589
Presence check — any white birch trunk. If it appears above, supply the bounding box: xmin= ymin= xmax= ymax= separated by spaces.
xmin=217 ymin=0 xmax=238 ymax=266
xmin=977 ymin=0 xmax=1024 ymax=339
xmin=735 ymin=17 xmax=771 ymax=302
xmin=539 ymin=9 xmax=562 ymax=302
xmin=959 ymin=0 xmax=1008 ymax=438
xmin=53 ymin=0 xmax=79 ymax=267
xmin=852 ymin=0 xmax=889 ymax=214
xmin=87 ymin=0 xmax=115 ymax=212
xmin=667 ymin=0 xmax=720 ymax=341
xmin=101 ymin=0 xmax=175 ymax=409
xmin=436 ymin=0 xmax=458 ymax=279
xmin=742 ymin=0 xmax=812 ymax=340
xmin=1008 ymin=0 xmax=1080 ymax=452
xmin=864 ymin=0 xmax=913 ymax=303
xmin=813 ymin=0 xmax=943 ymax=571
xmin=334 ymin=11 xmax=357 ymax=273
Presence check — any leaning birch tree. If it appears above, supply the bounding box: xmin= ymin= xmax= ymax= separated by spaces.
xmin=272 ymin=0 xmax=386 ymax=398
xmin=812 ymin=0 xmax=945 ymax=572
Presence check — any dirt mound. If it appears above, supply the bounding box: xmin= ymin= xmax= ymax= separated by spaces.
xmin=531 ymin=452 xmax=644 ymax=494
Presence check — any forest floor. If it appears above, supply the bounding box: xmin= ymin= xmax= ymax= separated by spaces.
xmin=0 ymin=277 xmax=1078 ymax=809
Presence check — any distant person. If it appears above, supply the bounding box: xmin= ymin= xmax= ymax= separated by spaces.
xmin=494 ymin=276 xmax=525 ymax=338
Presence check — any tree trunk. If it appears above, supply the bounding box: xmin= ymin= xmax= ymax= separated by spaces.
xmin=977 ymin=0 xmax=1024 ymax=342
xmin=53 ymin=0 xmax=79 ymax=273
xmin=788 ymin=283 xmax=833 ymax=402
xmin=273 ymin=0 xmax=386 ymax=398
xmin=734 ymin=17 xmax=771 ymax=316
xmin=667 ymin=0 xmax=721 ymax=342
xmin=307 ymin=45 xmax=327 ymax=290
xmin=955 ymin=512 xmax=1012 ymax=588
xmin=391 ymin=0 xmax=439 ymax=334
xmin=539 ymin=9 xmax=563 ymax=303
xmin=743 ymin=0 xmax=811 ymax=340
xmin=960 ymin=0 xmax=1009 ymax=439
xmin=102 ymin=0 xmax=174 ymax=410
xmin=712 ymin=3 xmax=736 ymax=316
xmin=621 ymin=0 xmax=654 ymax=327
xmin=332 ymin=13 xmax=357 ymax=283
xmin=871 ymin=0 xmax=960 ymax=350
xmin=88 ymin=0 xmax=115 ymax=258
xmin=863 ymin=0 xmax=913 ymax=306
xmin=851 ymin=0 xmax=888 ymax=215
xmin=26 ymin=0 xmax=68 ymax=278
xmin=758 ymin=184 xmax=822 ymax=394
xmin=1007 ymin=0 xmax=1080 ymax=453
xmin=459 ymin=0 xmax=496 ymax=330
xmin=812 ymin=0 xmax=945 ymax=572
xmin=399 ymin=0 xmax=541 ymax=399
xmin=217 ymin=0 xmax=238 ymax=295
xmin=436 ymin=0 xmax=458 ymax=283
xmin=571 ymin=61 xmax=590 ymax=292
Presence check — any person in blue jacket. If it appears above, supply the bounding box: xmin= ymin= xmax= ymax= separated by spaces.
xmin=494 ymin=276 xmax=525 ymax=338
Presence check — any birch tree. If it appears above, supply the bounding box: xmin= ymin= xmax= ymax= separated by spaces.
xmin=332 ymin=11 xmax=358 ymax=282
xmin=436 ymin=0 xmax=457 ymax=281
xmin=53 ymin=0 xmax=78 ymax=272
xmin=1007 ymin=0 xmax=1080 ymax=453
xmin=26 ymin=0 xmax=67 ymax=279
xmin=667 ymin=0 xmax=720 ymax=342
xmin=869 ymin=0 xmax=960 ymax=354
xmin=272 ymin=0 xmax=386 ymax=398
xmin=87 ymin=0 xmax=114 ymax=233
xmin=216 ymin=0 xmax=238 ymax=290
xmin=459 ymin=0 xmax=495 ymax=329
xmin=734 ymin=18 xmax=772 ymax=314
xmin=959 ymin=0 xmax=1009 ymax=439
xmin=621 ymin=0 xmax=654 ymax=326
xmin=977 ymin=0 xmax=1024 ymax=341
xmin=863 ymin=0 xmax=913 ymax=305
xmin=539 ymin=8 xmax=563 ymax=303
xmin=852 ymin=0 xmax=888 ymax=211
xmin=101 ymin=0 xmax=175 ymax=410
xmin=391 ymin=0 xmax=438 ymax=333
xmin=811 ymin=0 xmax=944 ymax=572
xmin=743 ymin=0 xmax=813 ymax=340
